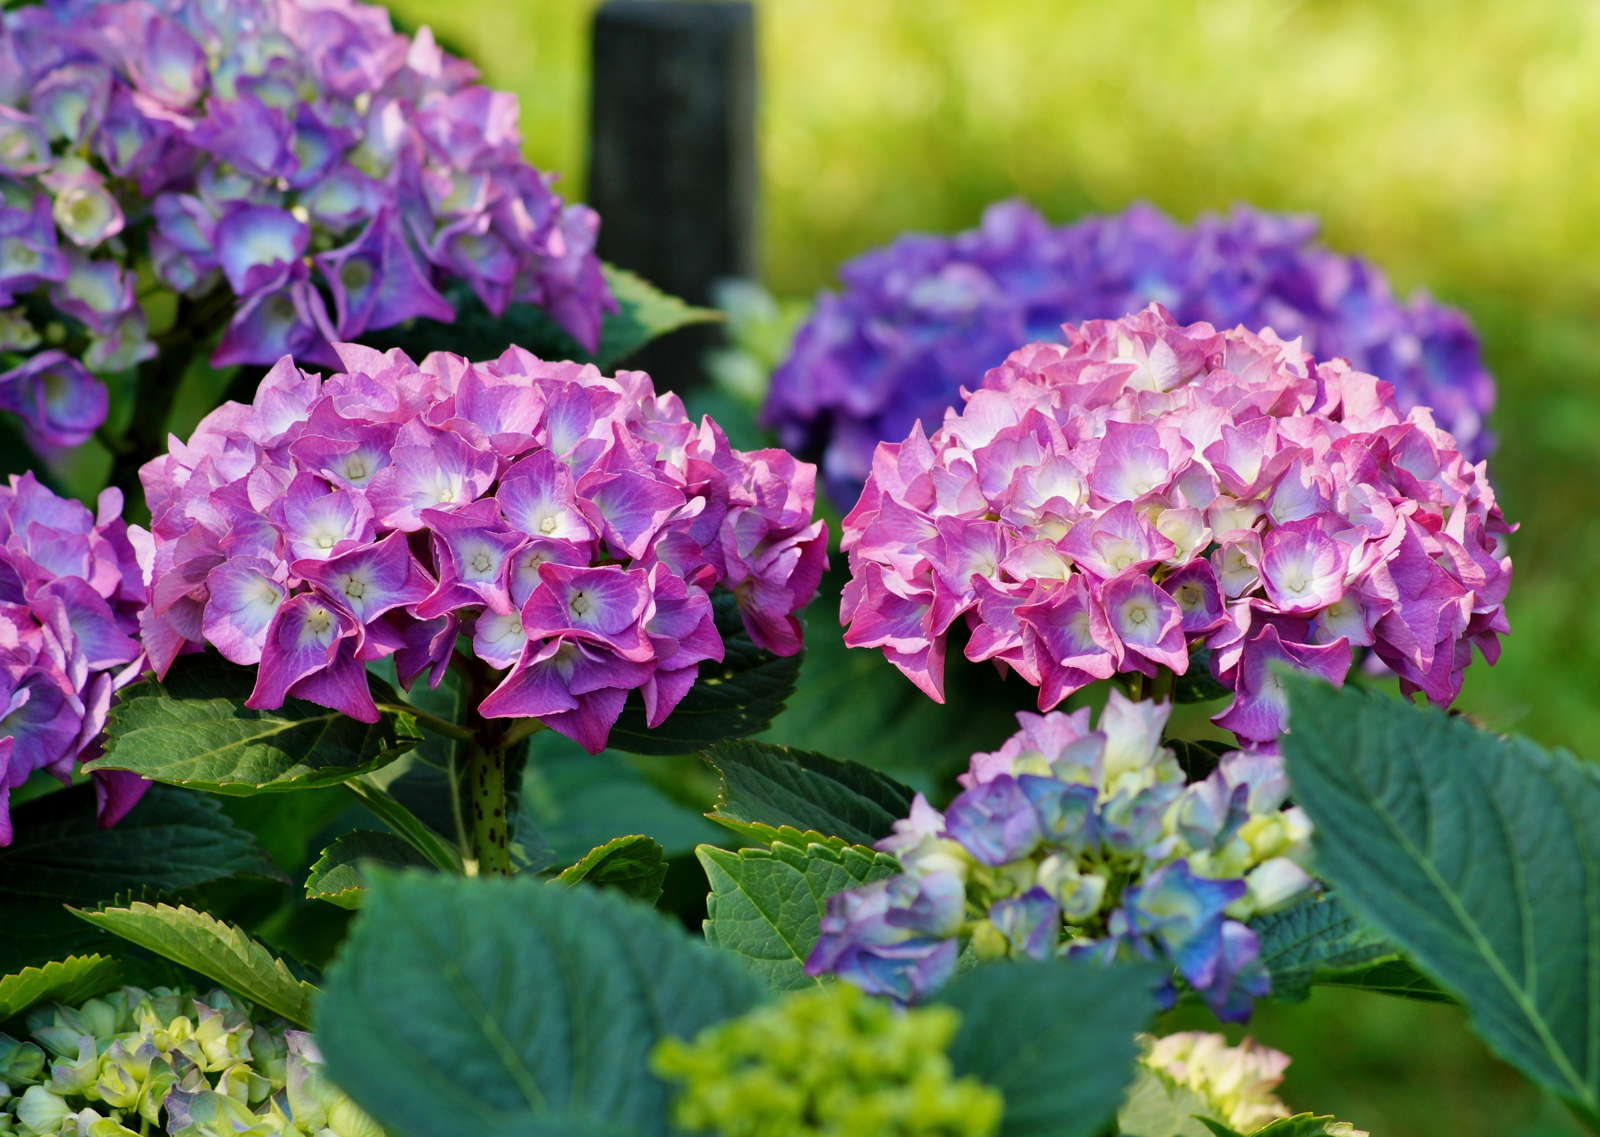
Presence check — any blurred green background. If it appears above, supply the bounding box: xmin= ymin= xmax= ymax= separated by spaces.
xmin=389 ymin=2 xmax=1600 ymax=1133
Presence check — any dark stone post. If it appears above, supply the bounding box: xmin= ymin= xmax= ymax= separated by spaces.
xmin=588 ymin=1 xmax=758 ymax=389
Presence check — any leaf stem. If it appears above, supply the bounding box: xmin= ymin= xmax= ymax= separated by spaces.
xmin=343 ymin=777 xmax=462 ymax=874
xmin=376 ymin=702 xmax=476 ymax=743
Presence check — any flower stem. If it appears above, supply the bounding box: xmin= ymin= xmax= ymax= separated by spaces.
xmin=465 ymin=733 xmax=513 ymax=876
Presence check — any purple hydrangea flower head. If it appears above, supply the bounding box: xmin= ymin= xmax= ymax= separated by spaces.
xmin=140 ymin=343 xmax=827 ymax=753
xmin=0 ymin=473 xmax=149 ymax=844
xmin=0 ymin=0 xmax=615 ymax=448
xmin=840 ymin=304 xmax=1512 ymax=746
xmin=768 ymin=201 xmax=1497 ymax=506
xmin=807 ymin=693 xmax=1314 ymax=1019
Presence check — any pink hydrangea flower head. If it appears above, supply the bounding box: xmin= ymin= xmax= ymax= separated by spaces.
xmin=0 ymin=473 xmax=149 ymax=843
xmin=840 ymin=304 xmax=1512 ymax=746
xmin=141 ymin=344 xmax=827 ymax=752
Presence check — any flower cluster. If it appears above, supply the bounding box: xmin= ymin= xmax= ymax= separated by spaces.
xmin=807 ymin=695 xmax=1314 ymax=1021
xmin=1135 ymin=1032 xmax=1369 ymax=1137
xmin=651 ymin=983 xmax=1002 ymax=1137
xmin=840 ymin=305 xmax=1511 ymax=744
xmin=140 ymin=343 xmax=826 ymax=752
xmin=1 ymin=985 xmax=382 ymax=1137
xmin=1139 ymin=1032 xmax=1292 ymax=1133
xmin=0 ymin=473 xmax=147 ymax=845
xmin=0 ymin=0 xmax=613 ymax=447
xmin=766 ymin=201 xmax=1496 ymax=507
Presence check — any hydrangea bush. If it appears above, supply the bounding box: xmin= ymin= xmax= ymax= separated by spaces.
xmin=0 ymin=985 xmax=380 ymax=1137
xmin=841 ymin=304 xmax=1511 ymax=745
xmin=766 ymin=201 xmax=1496 ymax=505
xmin=0 ymin=0 xmax=611 ymax=456
xmin=0 ymin=16 xmax=1580 ymax=1135
xmin=0 ymin=473 xmax=146 ymax=844
xmin=808 ymin=694 xmax=1313 ymax=1019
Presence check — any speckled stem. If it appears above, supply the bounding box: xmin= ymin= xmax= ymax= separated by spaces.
xmin=465 ymin=726 xmax=512 ymax=877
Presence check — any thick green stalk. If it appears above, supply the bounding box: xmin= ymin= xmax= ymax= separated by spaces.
xmin=465 ymin=730 xmax=513 ymax=876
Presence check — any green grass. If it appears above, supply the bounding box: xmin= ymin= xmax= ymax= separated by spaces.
xmin=391 ymin=2 xmax=1600 ymax=1131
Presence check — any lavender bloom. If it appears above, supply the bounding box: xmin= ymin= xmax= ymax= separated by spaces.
xmin=807 ymin=694 xmax=1313 ymax=1020
xmin=0 ymin=0 xmax=614 ymax=448
xmin=767 ymin=201 xmax=1497 ymax=507
xmin=0 ymin=473 xmax=149 ymax=844
xmin=140 ymin=343 xmax=827 ymax=755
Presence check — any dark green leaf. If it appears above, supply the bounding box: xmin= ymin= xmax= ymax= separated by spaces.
xmin=317 ymin=870 xmax=764 ymax=1137
xmin=699 ymin=840 xmax=899 ymax=989
xmin=521 ymin=738 xmax=724 ymax=863
xmin=87 ymin=655 xmax=418 ymax=795
xmin=1171 ymin=648 xmax=1233 ymax=704
xmin=72 ymin=901 xmax=316 ymax=1026
xmin=555 ymin=834 xmax=668 ymax=904
xmin=705 ymin=739 xmax=916 ymax=847
xmin=365 ymin=263 xmax=718 ymax=372
xmin=305 ymin=830 xmax=433 ymax=909
xmin=0 ymin=956 xmax=122 ymax=1021
xmin=1283 ymin=676 xmax=1600 ymax=1127
xmin=1252 ymin=892 xmax=1444 ymax=1002
xmin=609 ymin=594 xmax=802 ymax=756
xmin=0 ymin=785 xmax=279 ymax=973
xmin=941 ymin=959 xmax=1161 ymax=1137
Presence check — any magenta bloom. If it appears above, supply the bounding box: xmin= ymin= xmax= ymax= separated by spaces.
xmin=0 ymin=0 xmax=615 ymax=447
xmin=141 ymin=344 xmax=827 ymax=752
xmin=767 ymin=201 xmax=1497 ymax=507
xmin=0 ymin=473 xmax=149 ymax=844
xmin=840 ymin=305 xmax=1512 ymax=746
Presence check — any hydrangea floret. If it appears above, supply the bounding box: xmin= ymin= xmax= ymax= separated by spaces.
xmin=651 ymin=983 xmax=1002 ymax=1137
xmin=806 ymin=694 xmax=1314 ymax=1021
xmin=767 ymin=200 xmax=1496 ymax=506
xmin=0 ymin=985 xmax=382 ymax=1137
xmin=0 ymin=0 xmax=613 ymax=449
xmin=1137 ymin=1032 xmax=1369 ymax=1137
xmin=0 ymin=472 xmax=147 ymax=845
xmin=839 ymin=304 xmax=1511 ymax=745
xmin=140 ymin=343 xmax=827 ymax=757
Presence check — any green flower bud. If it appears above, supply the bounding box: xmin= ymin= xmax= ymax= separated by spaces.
xmin=14 ymin=1086 xmax=69 ymax=1135
xmin=653 ymin=984 xmax=1002 ymax=1137
xmin=0 ymin=1036 xmax=45 ymax=1087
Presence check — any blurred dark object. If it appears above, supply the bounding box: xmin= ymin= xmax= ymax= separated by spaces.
xmin=588 ymin=1 xmax=757 ymax=391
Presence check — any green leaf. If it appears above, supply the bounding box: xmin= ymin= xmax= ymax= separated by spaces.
xmin=0 ymin=956 xmax=123 ymax=1020
xmin=365 ymin=263 xmax=718 ymax=372
xmin=1117 ymin=1067 xmax=1220 ymax=1137
xmin=555 ymin=835 xmax=668 ymax=904
xmin=591 ymin=265 xmax=722 ymax=368
xmin=705 ymin=739 xmax=916 ymax=847
xmin=305 ymin=830 xmax=433 ymax=909
xmin=759 ymin=573 xmax=1028 ymax=789
xmin=1252 ymin=892 xmax=1445 ymax=1002
xmin=698 ymin=840 xmax=899 ymax=989
xmin=316 ymin=870 xmax=764 ymax=1137
xmin=87 ymin=655 xmax=418 ymax=795
xmin=609 ymin=594 xmax=802 ymax=756
xmin=0 ymin=785 xmax=279 ymax=973
xmin=71 ymin=901 xmax=316 ymax=1027
xmin=940 ymin=959 xmax=1161 ymax=1137
xmin=1282 ymin=675 xmax=1600 ymax=1128
xmin=521 ymin=739 xmax=725 ymax=863
xmin=1251 ymin=1117 xmax=1349 ymax=1136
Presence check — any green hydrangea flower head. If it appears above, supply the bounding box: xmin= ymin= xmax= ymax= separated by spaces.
xmin=0 ymin=985 xmax=382 ymax=1137
xmin=651 ymin=983 xmax=1003 ymax=1137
